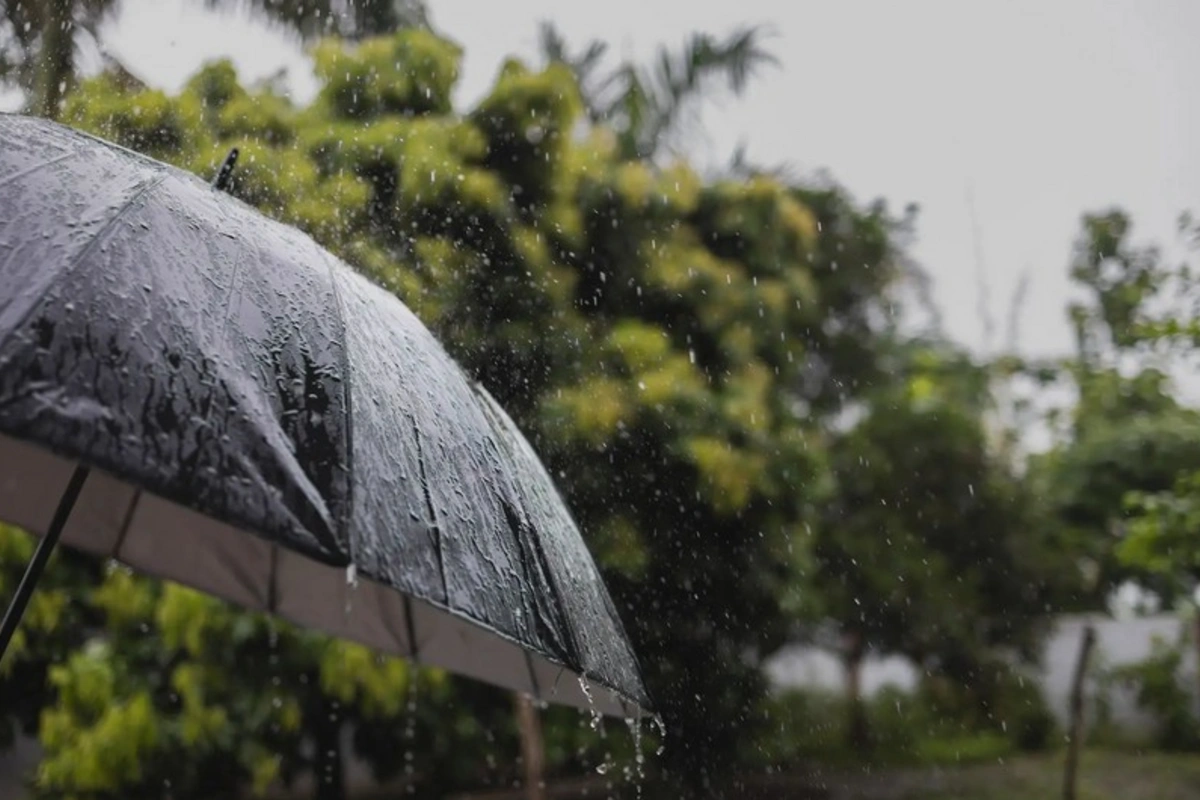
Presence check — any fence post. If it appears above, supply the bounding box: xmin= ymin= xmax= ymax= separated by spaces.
xmin=1063 ymin=624 xmax=1096 ymax=800
xmin=515 ymin=693 xmax=546 ymax=800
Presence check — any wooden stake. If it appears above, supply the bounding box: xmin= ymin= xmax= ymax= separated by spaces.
xmin=515 ymin=693 xmax=546 ymax=800
xmin=1063 ymin=624 xmax=1096 ymax=800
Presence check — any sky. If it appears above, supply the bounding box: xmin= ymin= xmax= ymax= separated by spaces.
xmin=62 ymin=0 xmax=1200 ymax=360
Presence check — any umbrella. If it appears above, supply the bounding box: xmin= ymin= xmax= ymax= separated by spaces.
xmin=0 ymin=113 xmax=650 ymax=719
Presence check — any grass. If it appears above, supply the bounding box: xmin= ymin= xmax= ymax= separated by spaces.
xmin=453 ymin=750 xmax=1200 ymax=799
xmin=878 ymin=750 xmax=1200 ymax=800
xmin=910 ymin=733 xmax=1014 ymax=766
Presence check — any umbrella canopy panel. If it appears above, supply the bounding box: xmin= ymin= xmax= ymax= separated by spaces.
xmin=0 ymin=114 xmax=649 ymax=717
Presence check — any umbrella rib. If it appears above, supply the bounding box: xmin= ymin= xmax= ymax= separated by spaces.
xmin=411 ymin=423 xmax=449 ymax=599
xmin=111 ymin=487 xmax=142 ymax=561
xmin=320 ymin=250 xmax=356 ymax=568
xmin=403 ymin=594 xmax=421 ymax=661
xmin=64 ymin=174 xmax=167 ymax=274
xmin=523 ymin=648 xmax=542 ymax=700
xmin=0 ymin=150 xmax=78 ymax=189
xmin=266 ymin=544 xmax=279 ymax=613
xmin=0 ymin=172 xmax=168 ymax=353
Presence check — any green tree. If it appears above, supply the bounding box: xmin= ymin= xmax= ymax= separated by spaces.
xmin=0 ymin=25 xmax=919 ymax=799
xmin=538 ymin=21 xmax=778 ymax=161
xmin=1035 ymin=208 xmax=1200 ymax=609
xmin=1124 ymin=470 xmax=1200 ymax=591
xmin=1113 ymin=210 xmax=1200 ymax=585
xmin=1112 ymin=210 xmax=1200 ymax=709
xmin=0 ymin=0 xmax=428 ymax=118
xmin=815 ymin=342 xmax=1060 ymax=749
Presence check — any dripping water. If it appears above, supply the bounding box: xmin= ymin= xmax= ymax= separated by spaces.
xmin=623 ymin=711 xmax=646 ymax=798
xmin=577 ymin=675 xmax=602 ymax=732
xmin=344 ymin=563 xmax=359 ymax=616
xmin=652 ymin=714 xmax=667 ymax=756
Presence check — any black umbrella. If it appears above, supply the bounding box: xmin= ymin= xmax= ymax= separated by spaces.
xmin=0 ymin=114 xmax=650 ymax=718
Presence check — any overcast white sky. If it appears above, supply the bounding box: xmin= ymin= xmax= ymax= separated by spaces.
xmin=80 ymin=0 xmax=1200 ymax=360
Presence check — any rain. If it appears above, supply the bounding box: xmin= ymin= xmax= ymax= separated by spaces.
xmin=1 ymin=1 xmax=1200 ymax=799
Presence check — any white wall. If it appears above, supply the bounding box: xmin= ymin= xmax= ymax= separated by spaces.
xmin=764 ymin=612 xmax=1196 ymax=733
xmin=1039 ymin=613 xmax=1195 ymax=733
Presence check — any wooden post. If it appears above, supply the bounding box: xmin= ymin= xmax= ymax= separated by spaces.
xmin=1063 ymin=624 xmax=1096 ymax=800
xmin=515 ymin=693 xmax=546 ymax=800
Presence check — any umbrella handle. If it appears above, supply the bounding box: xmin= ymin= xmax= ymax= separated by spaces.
xmin=0 ymin=466 xmax=90 ymax=662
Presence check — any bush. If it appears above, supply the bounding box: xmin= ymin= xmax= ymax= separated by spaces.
xmin=752 ymin=688 xmax=850 ymax=767
xmin=990 ymin=668 xmax=1058 ymax=752
xmin=913 ymin=664 xmax=1057 ymax=753
xmin=752 ymin=682 xmax=1028 ymax=770
xmin=913 ymin=732 xmax=1013 ymax=764
xmin=864 ymin=685 xmax=923 ymax=759
xmin=1109 ymin=635 xmax=1200 ymax=751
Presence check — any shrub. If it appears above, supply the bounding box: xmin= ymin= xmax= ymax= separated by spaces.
xmin=990 ymin=668 xmax=1058 ymax=752
xmin=1109 ymin=635 xmax=1200 ymax=751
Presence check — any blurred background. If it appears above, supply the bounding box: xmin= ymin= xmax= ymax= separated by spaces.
xmin=2 ymin=1 xmax=1200 ymax=798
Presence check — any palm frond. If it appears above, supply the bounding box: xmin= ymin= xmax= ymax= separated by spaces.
xmin=537 ymin=19 xmax=610 ymax=122
xmin=537 ymin=19 xmax=569 ymax=64
xmin=202 ymin=0 xmax=428 ymax=41
xmin=533 ymin=20 xmax=775 ymax=159
xmin=637 ymin=24 xmax=777 ymax=159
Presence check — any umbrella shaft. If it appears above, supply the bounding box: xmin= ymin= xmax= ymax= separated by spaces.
xmin=0 ymin=465 xmax=90 ymax=661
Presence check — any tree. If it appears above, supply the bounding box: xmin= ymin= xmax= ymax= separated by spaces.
xmin=0 ymin=0 xmax=428 ymax=118
xmin=1124 ymin=470 xmax=1200 ymax=592
xmin=814 ymin=341 xmax=1060 ymax=748
xmin=0 ymin=0 xmax=114 ymax=118
xmin=1110 ymin=210 xmax=1200 ymax=586
xmin=1115 ymin=210 xmax=1200 ymax=707
xmin=1035 ymin=208 xmax=1200 ymax=609
xmin=538 ymin=20 xmax=778 ymax=161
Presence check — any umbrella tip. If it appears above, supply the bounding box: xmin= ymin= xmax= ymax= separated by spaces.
xmin=211 ymin=147 xmax=239 ymax=192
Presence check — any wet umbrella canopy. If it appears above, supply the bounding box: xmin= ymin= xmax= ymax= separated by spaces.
xmin=0 ymin=114 xmax=650 ymax=718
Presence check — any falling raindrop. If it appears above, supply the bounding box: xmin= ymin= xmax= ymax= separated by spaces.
xmin=403 ymin=669 xmax=419 ymax=794
xmin=652 ymin=715 xmax=667 ymax=756
xmin=625 ymin=713 xmax=647 ymax=798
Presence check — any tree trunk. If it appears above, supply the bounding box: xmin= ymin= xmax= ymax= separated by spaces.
xmin=514 ymin=692 xmax=546 ymax=800
xmin=842 ymin=629 xmax=869 ymax=751
xmin=36 ymin=0 xmax=75 ymax=120
xmin=1063 ymin=624 xmax=1096 ymax=800
xmin=313 ymin=694 xmax=346 ymax=800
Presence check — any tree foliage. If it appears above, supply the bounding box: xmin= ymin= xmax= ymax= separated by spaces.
xmin=538 ymin=21 xmax=778 ymax=161
xmin=1113 ymin=211 xmax=1200 ymax=598
xmin=0 ymin=24 xmax=919 ymax=798
xmin=1035 ymin=208 xmax=1200 ymax=608
xmin=814 ymin=340 xmax=1064 ymax=748
xmin=0 ymin=0 xmax=429 ymax=118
